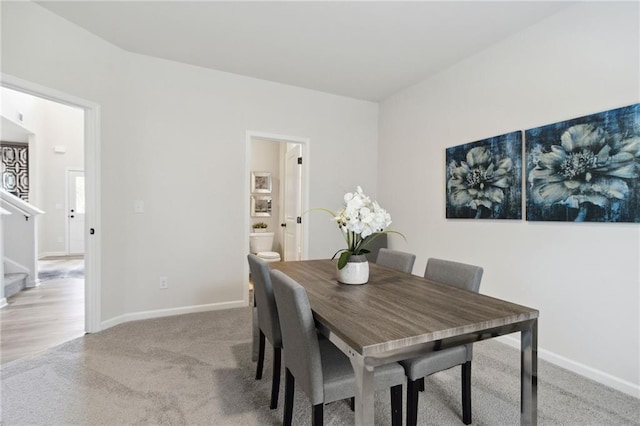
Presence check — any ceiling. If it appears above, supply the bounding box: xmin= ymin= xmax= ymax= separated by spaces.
xmin=36 ymin=1 xmax=572 ymax=102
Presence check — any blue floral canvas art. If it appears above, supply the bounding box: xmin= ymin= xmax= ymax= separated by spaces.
xmin=526 ymin=104 xmax=640 ymax=222
xmin=446 ymin=131 xmax=523 ymax=219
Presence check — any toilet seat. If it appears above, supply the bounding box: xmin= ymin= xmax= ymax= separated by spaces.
xmin=257 ymin=251 xmax=281 ymax=261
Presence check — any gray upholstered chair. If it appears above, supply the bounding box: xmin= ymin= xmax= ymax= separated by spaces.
xmin=247 ymin=254 xmax=282 ymax=409
xmin=362 ymin=232 xmax=387 ymax=263
xmin=376 ymin=248 xmax=416 ymax=274
xmin=400 ymin=258 xmax=483 ymax=426
xmin=270 ymin=269 xmax=405 ymax=426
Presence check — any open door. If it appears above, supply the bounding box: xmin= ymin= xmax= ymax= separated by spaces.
xmin=283 ymin=144 xmax=302 ymax=261
xmin=67 ymin=169 xmax=85 ymax=255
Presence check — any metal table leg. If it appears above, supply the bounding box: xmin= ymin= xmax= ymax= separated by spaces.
xmin=324 ymin=328 xmax=376 ymax=425
xmin=521 ymin=319 xmax=538 ymax=426
xmin=349 ymin=352 xmax=375 ymax=426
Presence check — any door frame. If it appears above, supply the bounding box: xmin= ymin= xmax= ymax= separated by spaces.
xmin=245 ymin=130 xmax=309 ymax=305
xmin=1 ymin=73 xmax=102 ymax=333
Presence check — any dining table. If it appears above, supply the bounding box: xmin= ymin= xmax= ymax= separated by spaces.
xmin=267 ymin=259 xmax=539 ymax=426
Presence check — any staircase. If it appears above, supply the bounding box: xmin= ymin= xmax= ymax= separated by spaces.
xmin=1 ymin=189 xmax=45 ymax=304
xmin=4 ymin=272 xmax=27 ymax=298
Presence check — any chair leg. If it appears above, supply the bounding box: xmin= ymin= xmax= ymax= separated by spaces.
xmin=312 ymin=404 xmax=323 ymax=426
xmin=270 ymin=347 xmax=282 ymax=409
xmin=419 ymin=377 xmax=425 ymax=392
xmin=462 ymin=361 xmax=472 ymax=425
xmin=406 ymin=378 xmax=420 ymax=426
xmin=284 ymin=369 xmax=295 ymax=426
xmin=390 ymin=384 xmax=403 ymax=426
xmin=255 ymin=330 xmax=265 ymax=380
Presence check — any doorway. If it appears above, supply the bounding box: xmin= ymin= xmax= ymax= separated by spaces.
xmin=245 ymin=131 xmax=309 ymax=304
xmin=1 ymin=74 xmax=101 ymax=338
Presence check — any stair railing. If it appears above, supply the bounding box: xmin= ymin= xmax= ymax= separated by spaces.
xmin=0 ymin=189 xmax=44 ymax=218
xmin=1 ymin=188 xmax=45 ymax=291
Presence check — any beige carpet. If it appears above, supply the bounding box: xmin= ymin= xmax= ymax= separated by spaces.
xmin=1 ymin=307 xmax=638 ymax=425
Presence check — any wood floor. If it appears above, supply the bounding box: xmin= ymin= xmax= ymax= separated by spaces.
xmin=1 ymin=258 xmax=85 ymax=364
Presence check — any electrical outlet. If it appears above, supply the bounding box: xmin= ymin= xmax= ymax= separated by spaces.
xmin=159 ymin=276 xmax=168 ymax=289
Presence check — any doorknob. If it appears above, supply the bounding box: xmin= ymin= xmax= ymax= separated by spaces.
xmin=281 ymin=223 xmax=286 ymax=227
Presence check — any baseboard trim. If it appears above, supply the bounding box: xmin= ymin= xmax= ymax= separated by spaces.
xmin=0 ymin=298 xmax=7 ymax=309
xmin=496 ymin=335 xmax=639 ymax=398
xmin=99 ymin=300 xmax=248 ymax=331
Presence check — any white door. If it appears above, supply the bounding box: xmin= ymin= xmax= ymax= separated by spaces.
xmin=67 ymin=170 xmax=85 ymax=254
xmin=283 ymin=145 xmax=302 ymax=261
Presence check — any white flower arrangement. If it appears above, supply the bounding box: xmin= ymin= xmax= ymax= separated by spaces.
xmin=316 ymin=186 xmax=404 ymax=269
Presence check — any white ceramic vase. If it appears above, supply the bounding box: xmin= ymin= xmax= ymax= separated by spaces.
xmin=336 ymin=254 xmax=369 ymax=285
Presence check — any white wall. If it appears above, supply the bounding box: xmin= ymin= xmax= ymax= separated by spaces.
xmin=0 ymin=90 xmax=37 ymax=203
xmin=379 ymin=2 xmax=639 ymax=395
xmin=1 ymin=87 xmax=84 ymax=257
xmin=1 ymin=2 xmax=378 ymax=321
xmin=250 ymin=138 xmax=282 ymax=253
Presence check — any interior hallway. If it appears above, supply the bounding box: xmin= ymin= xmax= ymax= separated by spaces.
xmin=1 ymin=256 xmax=84 ymax=364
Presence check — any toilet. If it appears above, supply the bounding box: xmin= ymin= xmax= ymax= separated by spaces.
xmin=249 ymin=232 xmax=281 ymax=263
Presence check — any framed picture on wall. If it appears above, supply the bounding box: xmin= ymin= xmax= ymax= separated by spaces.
xmin=525 ymin=103 xmax=640 ymax=222
xmin=251 ymin=171 xmax=272 ymax=194
xmin=445 ymin=131 xmax=523 ymax=219
xmin=251 ymin=195 xmax=272 ymax=217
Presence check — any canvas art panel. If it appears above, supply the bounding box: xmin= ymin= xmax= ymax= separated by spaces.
xmin=526 ymin=103 xmax=640 ymax=222
xmin=446 ymin=131 xmax=523 ymax=219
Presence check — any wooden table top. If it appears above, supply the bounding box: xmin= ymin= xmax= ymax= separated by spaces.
xmin=271 ymin=259 xmax=539 ymax=359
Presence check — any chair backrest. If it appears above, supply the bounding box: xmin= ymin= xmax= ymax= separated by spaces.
xmin=362 ymin=232 xmax=388 ymax=263
xmin=376 ymin=248 xmax=416 ymax=274
xmin=425 ymin=258 xmax=483 ymax=362
xmin=270 ymin=269 xmax=324 ymax=405
xmin=424 ymin=258 xmax=483 ymax=293
xmin=247 ymin=254 xmax=281 ymax=347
